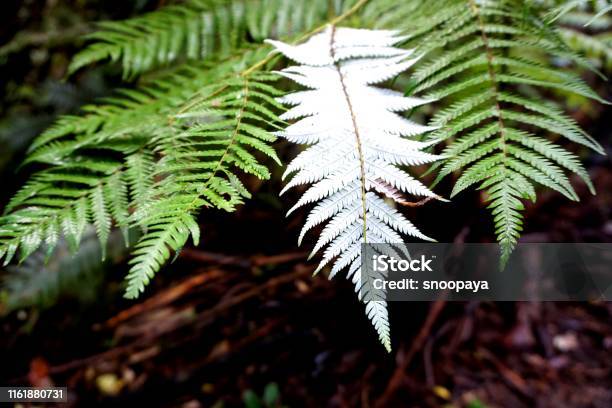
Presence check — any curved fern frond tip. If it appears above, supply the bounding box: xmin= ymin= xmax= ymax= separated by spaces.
xmin=404 ymin=0 xmax=605 ymax=263
xmin=270 ymin=26 xmax=443 ymax=351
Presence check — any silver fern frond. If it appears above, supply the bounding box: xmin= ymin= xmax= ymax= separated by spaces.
xmin=267 ymin=26 xmax=443 ymax=351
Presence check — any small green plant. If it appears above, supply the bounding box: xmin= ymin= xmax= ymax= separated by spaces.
xmin=242 ymin=383 xmax=285 ymax=408
xmin=466 ymin=397 xmax=491 ymax=408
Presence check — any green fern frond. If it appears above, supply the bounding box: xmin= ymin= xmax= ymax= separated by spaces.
xmin=122 ymin=72 xmax=282 ymax=298
xmin=27 ymin=48 xmax=272 ymax=165
xmin=2 ymin=0 xmax=374 ymax=298
xmin=403 ymin=0 xmax=606 ymax=264
xmin=125 ymin=209 xmax=199 ymax=299
xmin=1 ymin=47 xmax=283 ymax=297
xmin=542 ymin=0 xmax=612 ymax=70
xmin=69 ymin=0 xmax=358 ymax=78
xmin=0 ymin=150 xmax=144 ymax=266
xmin=560 ymin=28 xmax=612 ymax=71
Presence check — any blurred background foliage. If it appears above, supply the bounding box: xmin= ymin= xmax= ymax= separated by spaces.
xmin=0 ymin=0 xmax=154 ymax=177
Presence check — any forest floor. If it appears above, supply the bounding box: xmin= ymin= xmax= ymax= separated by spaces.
xmin=1 ymin=167 xmax=612 ymax=407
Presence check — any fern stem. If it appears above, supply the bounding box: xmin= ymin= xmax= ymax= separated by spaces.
xmin=240 ymin=0 xmax=370 ymax=78
xmin=185 ymin=78 xmax=251 ymax=212
xmin=468 ymin=0 xmax=520 ymax=259
xmin=173 ymin=79 xmax=234 ymax=123
xmin=329 ymin=25 xmax=369 ymax=243
xmin=467 ymin=0 xmax=508 ymax=158
xmin=177 ymin=0 xmax=370 ymax=118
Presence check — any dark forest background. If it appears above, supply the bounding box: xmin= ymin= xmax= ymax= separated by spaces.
xmin=0 ymin=1 xmax=611 ymax=407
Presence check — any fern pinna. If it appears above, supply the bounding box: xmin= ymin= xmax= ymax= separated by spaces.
xmin=68 ymin=0 xmax=360 ymax=78
xmin=0 ymin=52 xmax=282 ymax=299
xmin=268 ymin=26 xmax=443 ymax=351
xmin=399 ymin=0 xmax=607 ymax=264
xmin=124 ymin=72 xmax=282 ymax=298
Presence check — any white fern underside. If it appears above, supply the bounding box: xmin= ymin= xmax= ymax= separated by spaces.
xmin=267 ymin=26 xmax=441 ymax=351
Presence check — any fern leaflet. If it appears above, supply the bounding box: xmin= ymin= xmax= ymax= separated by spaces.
xmin=402 ymin=0 xmax=606 ymax=264
xmin=0 ymin=50 xmax=282 ymax=298
xmin=123 ymin=72 xmax=282 ymax=298
xmin=69 ymin=0 xmax=360 ymax=78
xmin=268 ymin=26 xmax=443 ymax=351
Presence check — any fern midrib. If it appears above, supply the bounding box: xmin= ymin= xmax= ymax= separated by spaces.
xmin=182 ymin=78 xmax=251 ymax=213
xmin=467 ymin=0 xmax=508 ymax=159
xmin=176 ymin=0 xmax=371 ymax=121
xmin=240 ymin=0 xmax=371 ymax=78
xmin=329 ymin=25 xmax=369 ymax=243
xmin=467 ymin=0 xmax=517 ymax=241
xmin=1 ymin=165 xmax=125 ymax=249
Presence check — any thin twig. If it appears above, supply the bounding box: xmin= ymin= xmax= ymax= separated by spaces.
xmin=102 ymin=269 xmax=225 ymax=329
xmin=397 ymin=196 xmax=435 ymax=208
xmin=35 ymin=268 xmax=311 ymax=376
xmin=375 ymin=298 xmax=447 ymax=407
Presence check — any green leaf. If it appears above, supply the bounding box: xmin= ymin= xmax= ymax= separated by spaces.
xmin=90 ymin=185 xmax=112 ymax=260
xmin=406 ymin=0 xmax=604 ymax=261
